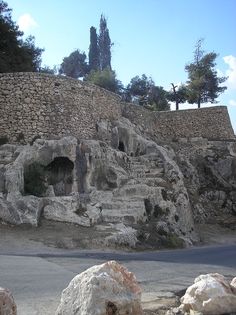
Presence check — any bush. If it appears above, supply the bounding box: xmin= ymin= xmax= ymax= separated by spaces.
xmin=0 ymin=136 xmax=8 ymax=146
xmin=24 ymin=162 xmax=47 ymax=197
xmin=163 ymin=233 xmax=185 ymax=249
xmin=86 ymin=68 xmax=123 ymax=93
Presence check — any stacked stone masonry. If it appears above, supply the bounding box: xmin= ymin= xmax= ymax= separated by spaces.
xmin=122 ymin=103 xmax=235 ymax=141
xmin=0 ymin=72 xmax=122 ymax=143
xmin=0 ymin=72 xmax=234 ymax=143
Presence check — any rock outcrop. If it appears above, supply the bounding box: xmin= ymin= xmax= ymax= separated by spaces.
xmin=56 ymin=260 xmax=143 ymax=315
xmin=0 ymin=287 xmax=17 ymax=315
xmin=178 ymin=273 xmax=236 ymax=315
xmin=0 ymin=116 xmax=235 ymax=249
xmin=171 ymin=138 xmax=236 ymax=225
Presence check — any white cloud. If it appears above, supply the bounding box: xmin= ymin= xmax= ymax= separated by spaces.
xmin=223 ymin=55 xmax=236 ymax=90
xmin=18 ymin=14 xmax=38 ymax=32
xmin=229 ymin=99 xmax=236 ymax=106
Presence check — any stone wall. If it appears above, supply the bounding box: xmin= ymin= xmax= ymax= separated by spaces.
xmin=0 ymin=72 xmax=122 ymax=143
xmin=122 ymin=103 xmax=235 ymax=141
xmin=0 ymin=72 xmax=234 ymax=143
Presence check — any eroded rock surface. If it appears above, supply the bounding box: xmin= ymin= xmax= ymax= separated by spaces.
xmin=171 ymin=138 xmax=236 ymax=227
xmin=178 ymin=273 xmax=236 ymax=315
xmin=56 ymin=260 xmax=143 ymax=315
xmin=0 ymin=116 xmax=235 ymax=249
xmin=0 ymin=287 xmax=17 ymax=315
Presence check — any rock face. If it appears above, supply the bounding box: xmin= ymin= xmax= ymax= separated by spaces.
xmin=56 ymin=260 xmax=143 ymax=315
xmin=170 ymin=138 xmax=236 ymax=226
xmin=179 ymin=273 xmax=236 ymax=315
xmin=0 ymin=115 xmax=235 ymax=249
xmin=0 ymin=137 xmax=81 ymax=226
xmin=0 ymin=287 xmax=17 ymax=315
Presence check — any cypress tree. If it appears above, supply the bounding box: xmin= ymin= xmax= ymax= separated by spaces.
xmin=88 ymin=26 xmax=99 ymax=71
xmin=98 ymin=15 xmax=112 ymax=70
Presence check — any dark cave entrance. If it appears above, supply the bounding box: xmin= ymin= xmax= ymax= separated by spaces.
xmin=118 ymin=141 xmax=125 ymax=152
xmin=45 ymin=157 xmax=74 ymax=196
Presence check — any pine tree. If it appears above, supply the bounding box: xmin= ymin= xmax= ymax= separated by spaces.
xmin=185 ymin=39 xmax=227 ymax=108
xmin=59 ymin=50 xmax=89 ymax=78
xmin=98 ymin=15 xmax=112 ymax=70
xmin=0 ymin=0 xmax=43 ymax=72
xmin=89 ymin=26 xmax=99 ymax=71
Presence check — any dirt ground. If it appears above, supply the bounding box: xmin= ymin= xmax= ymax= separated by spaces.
xmin=1 ymin=218 xmax=236 ymax=254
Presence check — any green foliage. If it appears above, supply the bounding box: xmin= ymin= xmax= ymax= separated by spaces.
xmin=24 ymin=162 xmax=47 ymax=197
xmin=148 ymin=86 xmax=170 ymax=111
xmin=59 ymin=49 xmax=89 ymax=78
xmin=126 ymin=74 xmax=170 ymax=111
xmin=167 ymin=84 xmax=188 ymax=110
xmin=86 ymin=67 xmax=123 ymax=93
xmin=99 ymin=15 xmax=112 ymax=70
xmin=162 ymin=233 xmax=185 ymax=249
xmin=0 ymin=136 xmax=8 ymax=145
xmin=39 ymin=65 xmax=58 ymax=75
xmin=89 ymin=26 xmax=99 ymax=71
xmin=185 ymin=39 xmax=227 ymax=108
xmin=0 ymin=1 xmax=44 ymax=72
xmin=127 ymin=74 xmax=154 ymax=98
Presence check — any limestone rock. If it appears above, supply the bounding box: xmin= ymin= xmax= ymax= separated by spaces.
xmin=175 ymin=139 xmax=236 ymax=225
xmin=104 ymin=223 xmax=138 ymax=248
xmin=56 ymin=260 xmax=143 ymax=315
xmin=0 ymin=287 xmax=17 ymax=315
xmin=0 ymin=137 xmax=78 ymax=226
xmin=231 ymin=277 xmax=236 ymax=293
xmin=179 ymin=273 xmax=236 ymax=315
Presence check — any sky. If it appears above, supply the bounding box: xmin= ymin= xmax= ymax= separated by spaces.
xmin=6 ymin=0 xmax=236 ymax=132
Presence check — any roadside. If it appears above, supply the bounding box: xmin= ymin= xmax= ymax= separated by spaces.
xmin=0 ymin=219 xmax=236 ymax=315
xmin=1 ymin=219 xmax=236 ymax=255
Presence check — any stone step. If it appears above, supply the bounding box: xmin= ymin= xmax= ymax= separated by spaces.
xmin=101 ymin=206 xmax=146 ymax=224
xmin=145 ymin=169 xmax=164 ymax=178
xmin=101 ymin=199 xmax=143 ymax=210
xmin=142 ymin=177 xmax=168 ymax=187
xmin=113 ymin=183 xmax=160 ymax=197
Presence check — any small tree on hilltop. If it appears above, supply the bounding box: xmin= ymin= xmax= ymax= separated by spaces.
xmin=59 ymin=49 xmax=89 ymax=79
xmin=86 ymin=67 xmax=123 ymax=93
xmin=185 ymin=39 xmax=227 ymax=108
xmin=168 ymin=83 xmax=188 ymax=110
xmin=148 ymin=85 xmax=170 ymax=111
xmin=127 ymin=74 xmax=154 ymax=105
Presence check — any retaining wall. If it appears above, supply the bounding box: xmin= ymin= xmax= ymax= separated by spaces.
xmin=0 ymin=72 xmax=234 ymax=143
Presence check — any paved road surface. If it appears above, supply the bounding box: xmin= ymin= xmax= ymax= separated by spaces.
xmin=0 ymin=245 xmax=236 ymax=315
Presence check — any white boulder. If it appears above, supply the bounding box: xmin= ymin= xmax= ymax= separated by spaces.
xmin=180 ymin=273 xmax=236 ymax=315
xmin=0 ymin=287 xmax=17 ymax=315
xmin=56 ymin=260 xmax=143 ymax=315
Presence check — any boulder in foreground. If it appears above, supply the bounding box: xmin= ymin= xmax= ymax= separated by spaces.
xmin=0 ymin=287 xmax=17 ymax=315
xmin=179 ymin=273 xmax=236 ymax=315
xmin=56 ymin=260 xmax=143 ymax=315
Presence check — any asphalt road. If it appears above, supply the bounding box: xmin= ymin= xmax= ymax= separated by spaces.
xmin=0 ymin=244 xmax=236 ymax=315
xmin=37 ymin=244 xmax=236 ymax=268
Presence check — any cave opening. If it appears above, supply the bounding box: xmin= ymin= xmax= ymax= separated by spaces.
xmin=118 ymin=141 xmax=125 ymax=152
xmin=45 ymin=157 xmax=74 ymax=196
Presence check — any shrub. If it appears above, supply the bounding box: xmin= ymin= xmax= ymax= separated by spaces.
xmin=24 ymin=162 xmax=47 ymax=197
xmin=0 ymin=136 xmax=8 ymax=146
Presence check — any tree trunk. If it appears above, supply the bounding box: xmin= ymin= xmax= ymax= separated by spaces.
xmin=176 ymin=101 xmax=179 ymax=111
xmin=171 ymin=83 xmax=179 ymax=110
xmin=197 ymin=97 xmax=201 ymax=108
